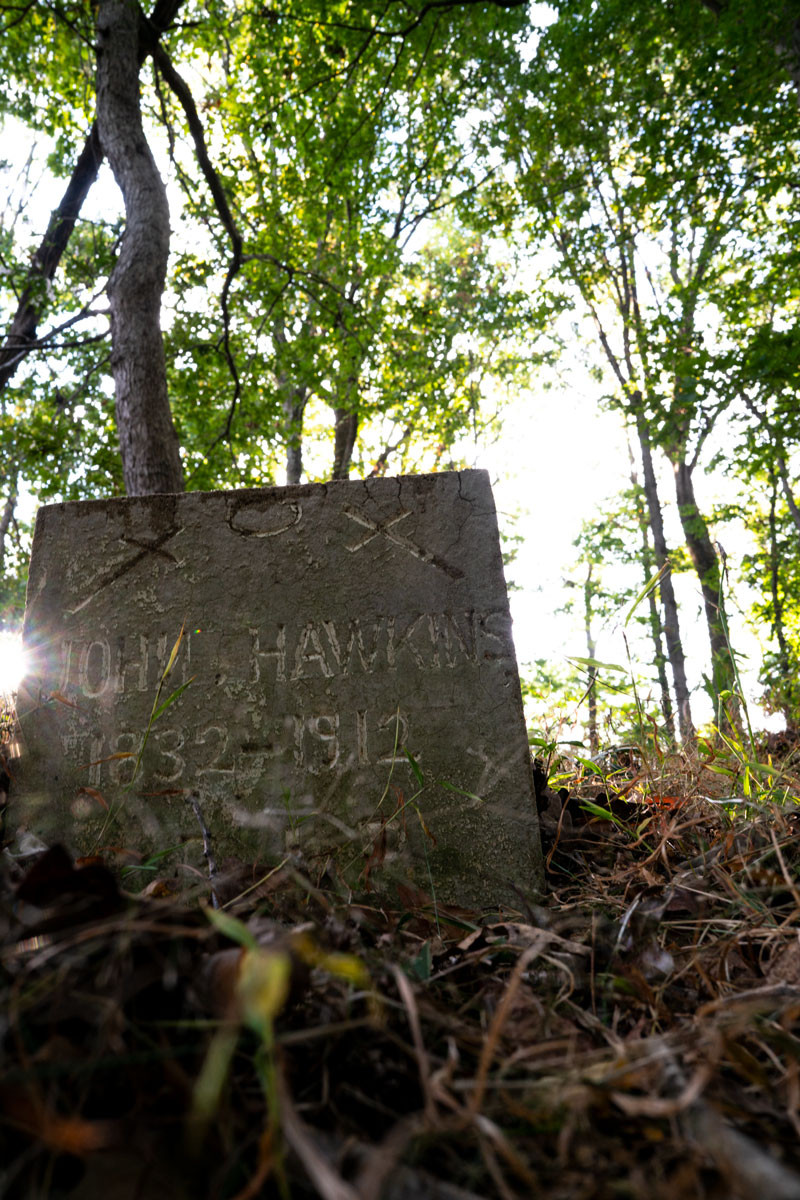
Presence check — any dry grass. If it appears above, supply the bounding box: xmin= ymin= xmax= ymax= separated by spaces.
xmin=2 ymin=732 xmax=800 ymax=1199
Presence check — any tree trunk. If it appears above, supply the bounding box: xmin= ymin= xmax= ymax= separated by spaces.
xmin=332 ymin=407 xmax=358 ymax=480
xmin=0 ymin=0 xmax=183 ymax=402
xmin=630 ymin=471 xmax=675 ymax=739
xmin=286 ymin=429 xmax=303 ymax=485
xmin=766 ymin=466 xmax=797 ymax=728
xmin=282 ymin=385 xmax=308 ymax=485
xmin=635 ymin=415 xmax=695 ymax=741
xmin=584 ymin=562 xmax=599 ymax=755
xmin=95 ymin=0 xmax=183 ymax=496
xmin=776 ymin=453 xmax=800 ymax=548
xmin=0 ymin=487 xmax=16 ymax=579
xmin=671 ymin=457 xmax=739 ymax=730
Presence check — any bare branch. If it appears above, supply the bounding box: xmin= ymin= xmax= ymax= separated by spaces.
xmin=0 ymin=0 xmax=186 ymax=399
xmin=0 ymin=126 xmax=103 ymax=394
xmin=153 ymin=42 xmax=243 ymax=438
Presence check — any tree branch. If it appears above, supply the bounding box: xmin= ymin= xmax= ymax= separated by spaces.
xmin=153 ymin=42 xmax=243 ymax=440
xmin=0 ymin=126 xmax=103 ymax=394
xmin=0 ymin=0 xmax=185 ymax=399
xmin=386 ymin=0 xmax=527 ymax=38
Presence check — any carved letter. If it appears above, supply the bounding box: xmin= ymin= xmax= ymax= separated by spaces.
xmin=78 ymin=640 xmax=112 ymax=697
xmin=445 ymin=612 xmax=478 ymax=666
xmin=292 ymin=623 xmax=333 ymax=680
xmin=109 ymin=730 xmax=138 ymax=786
xmin=251 ymin=626 xmax=287 ymax=685
xmin=58 ymin=640 xmax=76 ymax=691
xmin=113 ymin=634 xmax=150 ymax=693
xmin=323 ymin=617 xmax=383 ymax=675
xmin=356 ymin=710 xmax=369 ymax=765
xmin=386 ymin=614 xmax=429 ymax=669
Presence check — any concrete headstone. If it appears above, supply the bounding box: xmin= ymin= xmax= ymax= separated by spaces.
xmin=12 ymin=471 xmax=543 ymax=906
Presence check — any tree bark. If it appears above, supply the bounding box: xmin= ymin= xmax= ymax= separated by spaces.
xmin=0 ymin=0 xmax=184 ymax=403
xmin=332 ymin=407 xmax=358 ymax=480
xmin=635 ymin=415 xmax=695 ymax=742
xmin=0 ymin=487 xmax=16 ymax=580
xmin=282 ymin=385 xmax=308 ymax=485
xmin=584 ymin=562 xmax=599 ymax=755
xmin=629 ymin=460 xmax=675 ymax=740
xmin=95 ymin=0 xmax=183 ymax=496
xmin=776 ymin=453 xmax=800 ymax=547
xmin=765 ymin=466 xmax=796 ymax=727
xmin=671 ymin=456 xmax=739 ymax=730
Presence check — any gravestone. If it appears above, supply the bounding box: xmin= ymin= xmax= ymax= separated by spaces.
xmin=12 ymin=470 xmax=543 ymax=907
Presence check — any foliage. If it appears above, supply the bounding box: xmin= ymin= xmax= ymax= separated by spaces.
xmin=487 ymin=0 xmax=800 ymax=728
xmin=0 ymin=0 xmax=532 ymax=502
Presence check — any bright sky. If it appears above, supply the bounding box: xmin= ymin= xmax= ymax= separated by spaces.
xmin=0 ymin=631 xmax=27 ymax=694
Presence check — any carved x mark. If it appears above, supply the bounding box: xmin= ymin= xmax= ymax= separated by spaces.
xmin=342 ymin=507 xmax=463 ymax=580
xmin=65 ymin=527 xmax=183 ymax=616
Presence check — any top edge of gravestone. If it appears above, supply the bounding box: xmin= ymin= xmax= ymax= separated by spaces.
xmin=31 ymin=468 xmax=492 ymax=519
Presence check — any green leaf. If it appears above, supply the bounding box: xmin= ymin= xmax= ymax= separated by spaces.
xmin=205 ymin=906 xmax=259 ymax=951
xmin=405 ymin=748 xmax=425 ymax=787
xmin=406 ymin=940 xmax=433 ymax=982
xmin=567 ymin=656 xmax=627 ymax=672
xmin=579 ymin=799 xmax=624 ymax=824
xmin=439 ymin=780 xmax=484 ymax=803
xmin=164 ymin=620 xmax=187 ymax=678
xmin=623 ymin=563 xmax=668 ymax=627
xmin=152 ymin=676 xmax=197 ymax=722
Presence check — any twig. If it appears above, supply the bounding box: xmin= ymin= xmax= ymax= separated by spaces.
xmin=186 ymin=791 xmax=219 ymax=908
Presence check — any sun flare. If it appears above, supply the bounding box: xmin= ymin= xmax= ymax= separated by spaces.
xmin=0 ymin=633 xmax=27 ymax=697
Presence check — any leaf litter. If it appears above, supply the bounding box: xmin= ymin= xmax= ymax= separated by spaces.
xmin=2 ymin=740 xmax=800 ymax=1198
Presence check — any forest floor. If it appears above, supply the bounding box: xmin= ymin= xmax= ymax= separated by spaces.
xmin=3 ymin=728 xmax=800 ymax=1199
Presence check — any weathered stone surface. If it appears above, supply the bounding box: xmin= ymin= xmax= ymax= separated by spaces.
xmin=13 ymin=471 xmax=543 ymax=906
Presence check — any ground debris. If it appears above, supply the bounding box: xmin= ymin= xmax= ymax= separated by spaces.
xmin=3 ymin=790 xmax=800 ymax=1198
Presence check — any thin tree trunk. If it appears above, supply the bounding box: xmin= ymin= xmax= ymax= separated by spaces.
xmin=0 ymin=488 xmax=16 ymax=579
xmin=331 ymin=357 xmax=360 ymax=480
xmin=766 ymin=466 xmax=797 ymax=728
xmin=286 ymin=419 xmax=303 ymax=484
xmin=631 ymin=472 xmax=675 ymax=739
xmin=332 ymin=406 xmax=358 ymax=480
xmin=635 ymin=415 xmax=695 ymax=741
xmin=671 ymin=457 xmax=739 ymax=730
xmin=584 ymin=562 xmax=599 ymax=755
xmin=0 ymin=0 xmax=183 ymax=401
xmin=767 ymin=471 xmax=790 ymax=670
xmin=95 ymin=0 xmax=183 ymax=496
xmin=776 ymin=453 xmax=800 ymax=547
xmin=282 ymin=385 xmax=308 ymax=485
